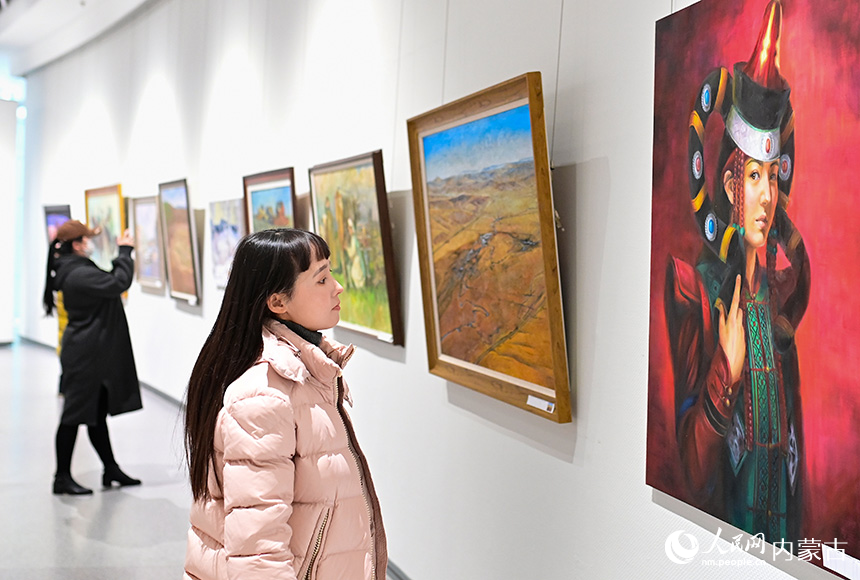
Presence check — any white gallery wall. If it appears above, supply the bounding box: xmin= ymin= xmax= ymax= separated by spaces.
xmin=0 ymin=99 xmax=16 ymax=344
xmin=16 ymin=0 xmax=837 ymax=579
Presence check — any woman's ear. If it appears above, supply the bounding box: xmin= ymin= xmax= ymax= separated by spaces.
xmin=723 ymin=169 xmax=734 ymax=205
xmin=267 ymin=292 xmax=289 ymax=315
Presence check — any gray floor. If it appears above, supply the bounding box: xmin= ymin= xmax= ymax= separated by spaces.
xmin=1 ymin=341 xmax=406 ymax=580
xmin=0 ymin=341 xmax=192 ymax=579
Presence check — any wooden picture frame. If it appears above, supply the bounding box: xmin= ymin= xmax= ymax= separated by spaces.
xmin=44 ymin=204 xmax=71 ymax=242
xmin=158 ymin=179 xmax=200 ymax=304
xmin=131 ymin=196 xmax=166 ymax=290
xmin=309 ymin=150 xmax=404 ymax=345
xmin=84 ymin=184 xmax=125 ymax=272
xmin=406 ymin=72 xmax=570 ymax=422
xmin=242 ymin=167 xmax=297 ymax=233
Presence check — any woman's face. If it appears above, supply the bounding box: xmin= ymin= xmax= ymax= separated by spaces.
xmin=742 ymin=158 xmax=778 ymax=249
xmin=726 ymin=157 xmax=779 ymax=249
xmin=278 ymin=256 xmax=344 ymax=331
xmin=72 ymin=236 xmax=95 ymax=257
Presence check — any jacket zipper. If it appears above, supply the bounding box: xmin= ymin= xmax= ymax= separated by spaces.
xmin=303 ymin=509 xmax=330 ymax=580
xmin=336 ymin=376 xmax=376 ymax=580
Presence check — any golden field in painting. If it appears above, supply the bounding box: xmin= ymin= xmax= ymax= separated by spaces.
xmin=428 ymin=159 xmax=554 ymax=389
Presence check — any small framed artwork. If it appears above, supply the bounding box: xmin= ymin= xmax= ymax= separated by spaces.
xmin=407 ymin=72 xmax=571 ymax=422
xmin=209 ymin=199 xmax=246 ymax=289
xmin=309 ymin=150 xmax=404 ymax=345
xmin=242 ymin=167 xmax=296 ymax=233
xmin=84 ymin=184 xmax=125 ymax=271
xmin=158 ymin=179 xmax=200 ymax=304
xmin=44 ymin=204 xmax=72 ymax=242
xmin=131 ymin=196 xmax=165 ymax=290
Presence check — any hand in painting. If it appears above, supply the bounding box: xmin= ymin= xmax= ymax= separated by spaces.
xmin=718 ymin=274 xmax=745 ymax=386
xmin=117 ymin=229 xmax=134 ymax=248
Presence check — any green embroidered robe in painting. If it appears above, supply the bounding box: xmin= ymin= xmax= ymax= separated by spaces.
xmin=725 ymin=275 xmax=800 ymax=543
xmin=666 ymin=239 xmax=810 ymax=548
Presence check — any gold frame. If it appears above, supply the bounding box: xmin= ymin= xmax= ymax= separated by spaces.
xmin=406 ymin=72 xmax=571 ymax=422
xmin=84 ymin=184 xmax=125 ymax=272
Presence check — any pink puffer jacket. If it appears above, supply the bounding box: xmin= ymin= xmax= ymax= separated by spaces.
xmin=184 ymin=320 xmax=387 ymax=580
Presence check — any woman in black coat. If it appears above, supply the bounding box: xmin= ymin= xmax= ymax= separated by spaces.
xmin=43 ymin=219 xmax=143 ymax=495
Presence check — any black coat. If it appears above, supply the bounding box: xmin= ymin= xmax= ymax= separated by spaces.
xmin=54 ymin=246 xmax=142 ymax=425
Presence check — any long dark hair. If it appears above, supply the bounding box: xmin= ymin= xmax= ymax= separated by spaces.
xmin=184 ymin=228 xmax=330 ymax=501
xmin=43 ymin=238 xmax=79 ymax=315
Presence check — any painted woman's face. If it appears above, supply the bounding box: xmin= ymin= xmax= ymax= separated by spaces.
xmin=741 ymin=158 xmax=779 ymax=249
xmin=725 ymin=157 xmax=779 ymax=250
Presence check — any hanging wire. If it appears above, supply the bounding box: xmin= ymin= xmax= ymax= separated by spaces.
xmin=549 ymin=0 xmax=565 ymax=169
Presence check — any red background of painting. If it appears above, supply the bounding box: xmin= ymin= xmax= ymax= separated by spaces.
xmin=648 ymin=0 xmax=860 ymax=557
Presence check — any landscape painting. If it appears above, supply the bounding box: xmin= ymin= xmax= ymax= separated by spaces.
xmin=159 ymin=179 xmax=199 ymax=303
xmin=243 ymin=167 xmax=296 ymax=233
xmin=132 ymin=196 xmax=165 ymax=290
xmin=210 ymin=199 xmax=246 ymax=289
xmin=84 ymin=185 xmax=124 ymax=272
xmin=309 ymin=151 xmax=403 ymax=345
xmin=407 ymin=72 xmax=570 ymax=422
xmin=648 ymin=0 xmax=860 ymax=572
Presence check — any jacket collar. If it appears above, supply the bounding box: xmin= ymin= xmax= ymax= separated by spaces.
xmin=260 ymin=319 xmax=356 ymax=405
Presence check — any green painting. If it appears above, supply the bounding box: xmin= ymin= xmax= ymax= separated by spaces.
xmin=310 ymin=151 xmax=402 ymax=345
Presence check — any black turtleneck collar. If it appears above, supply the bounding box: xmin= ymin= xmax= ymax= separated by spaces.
xmin=278 ymin=319 xmax=323 ymax=347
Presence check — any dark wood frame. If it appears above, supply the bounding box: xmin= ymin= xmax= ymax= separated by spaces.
xmin=131 ymin=196 xmax=166 ymax=290
xmin=308 ymin=150 xmax=404 ymax=346
xmin=43 ymin=204 xmax=71 ymax=242
xmin=242 ymin=167 xmax=297 ymax=234
xmin=158 ymin=179 xmax=200 ymax=304
xmin=406 ymin=72 xmax=571 ymax=422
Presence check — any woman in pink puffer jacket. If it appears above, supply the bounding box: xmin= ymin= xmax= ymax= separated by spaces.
xmin=183 ymin=229 xmax=386 ymax=580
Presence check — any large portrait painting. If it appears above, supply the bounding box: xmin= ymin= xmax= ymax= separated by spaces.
xmin=648 ymin=0 xmax=860 ymax=572
xmin=131 ymin=196 xmax=165 ymax=290
xmin=209 ymin=199 xmax=246 ymax=289
xmin=243 ymin=167 xmax=296 ymax=234
xmin=44 ymin=205 xmax=71 ymax=242
xmin=309 ymin=151 xmax=403 ymax=345
xmin=407 ymin=72 xmax=570 ymax=423
xmin=158 ymin=179 xmax=200 ymax=304
xmin=84 ymin=184 xmax=124 ymax=272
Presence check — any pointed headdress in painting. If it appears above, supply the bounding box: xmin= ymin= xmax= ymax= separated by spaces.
xmin=686 ymin=0 xmax=794 ymax=266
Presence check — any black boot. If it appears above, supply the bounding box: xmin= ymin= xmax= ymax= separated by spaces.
xmin=102 ymin=464 xmax=141 ymax=488
xmin=53 ymin=473 xmax=93 ymax=495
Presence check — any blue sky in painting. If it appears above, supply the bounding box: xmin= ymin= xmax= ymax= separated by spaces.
xmin=161 ymin=185 xmax=188 ymax=209
xmin=422 ymin=104 xmax=533 ymax=181
xmin=252 ymin=185 xmax=293 ymax=214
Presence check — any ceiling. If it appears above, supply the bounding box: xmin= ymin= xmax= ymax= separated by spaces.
xmin=0 ymin=0 xmax=150 ymax=77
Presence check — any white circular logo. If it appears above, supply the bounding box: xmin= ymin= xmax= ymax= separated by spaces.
xmin=665 ymin=530 xmax=700 ymax=565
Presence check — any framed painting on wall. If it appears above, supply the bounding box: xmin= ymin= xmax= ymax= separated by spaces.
xmin=242 ymin=167 xmax=296 ymax=233
xmin=131 ymin=196 xmax=165 ymax=290
xmin=44 ymin=204 xmax=71 ymax=242
xmin=84 ymin=184 xmax=125 ymax=271
xmin=406 ymin=71 xmax=570 ymax=423
xmin=309 ymin=150 xmax=404 ymax=345
xmin=158 ymin=179 xmax=200 ymax=304
xmin=210 ymin=199 xmax=246 ymax=289
xmin=647 ymin=0 xmax=860 ymax=571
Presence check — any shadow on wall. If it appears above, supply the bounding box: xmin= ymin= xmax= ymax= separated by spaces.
xmin=441 ymin=157 xmax=611 ymax=463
